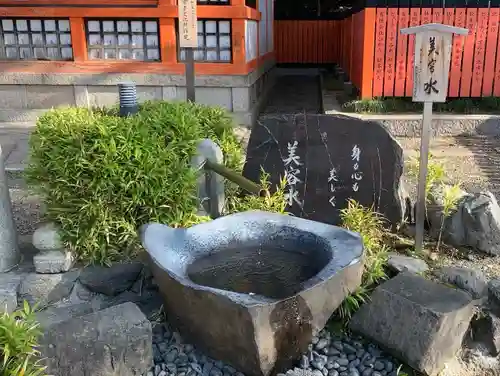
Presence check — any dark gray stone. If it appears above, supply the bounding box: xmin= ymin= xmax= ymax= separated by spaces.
xmin=337 ymin=359 xmax=349 ymax=367
xmin=350 ymin=273 xmax=474 ymax=376
xmin=286 ymin=368 xmax=315 ymax=376
xmin=79 ymin=262 xmax=143 ymax=296
xmin=140 ymin=211 xmax=364 ymax=376
xmin=35 ymin=301 xmax=102 ymax=328
xmin=242 ymin=114 xmax=406 ymax=227
xmin=489 ymin=278 xmax=500 ymax=305
xmin=387 ymin=253 xmax=428 ymax=274
xmin=316 ymin=338 xmax=329 ymax=350
xmin=40 ymin=302 xmax=153 ymax=376
xmin=470 ymin=310 xmax=500 ymax=356
xmin=436 ymin=191 xmax=500 ymax=256
xmin=436 ymin=266 xmax=488 ymax=299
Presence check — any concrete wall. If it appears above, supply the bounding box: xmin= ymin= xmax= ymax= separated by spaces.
xmin=0 ymin=59 xmax=276 ymax=127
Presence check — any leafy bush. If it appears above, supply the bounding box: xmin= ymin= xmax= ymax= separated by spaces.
xmin=406 ymin=153 xmax=446 ymax=202
xmin=27 ymin=101 xmax=284 ymax=265
xmin=0 ymin=301 xmax=45 ymax=376
xmin=337 ymin=199 xmax=389 ymax=321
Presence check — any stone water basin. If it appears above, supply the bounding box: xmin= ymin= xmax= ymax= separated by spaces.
xmin=140 ymin=210 xmax=364 ymax=376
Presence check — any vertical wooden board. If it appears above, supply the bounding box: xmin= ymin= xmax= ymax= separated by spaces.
xmin=493 ymin=9 xmax=500 ymax=95
xmin=460 ymin=8 xmax=478 ymax=97
xmin=351 ymin=12 xmax=364 ymax=88
xmin=342 ymin=19 xmax=347 ymax=70
xmin=303 ymin=21 xmax=309 ymax=63
xmin=373 ymin=8 xmax=388 ymax=97
xmin=278 ymin=21 xmax=284 ymax=63
xmin=348 ymin=17 xmax=354 ymax=76
xmin=471 ymin=8 xmax=489 ymax=96
xmin=308 ymin=22 xmax=314 ymax=63
xmin=275 ymin=21 xmax=280 ymax=62
xmin=483 ymin=8 xmax=499 ymax=96
xmin=384 ymin=8 xmax=398 ymax=96
xmin=317 ymin=21 xmax=322 ymax=64
xmin=395 ymin=8 xmax=409 ymax=96
xmin=324 ymin=21 xmax=329 ymax=64
xmin=360 ymin=8 xmax=376 ymax=98
xmin=421 ymin=7 xmax=432 ymax=24
xmin=449 ymin=8 xmax=466 ymax=96
xmin=405 ymin=8 xmax=421 ymax=97
xmin=432 ymin=7 xmax=444 ymax=23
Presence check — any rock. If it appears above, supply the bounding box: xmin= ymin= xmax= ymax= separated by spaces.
xmin=387 ymin=253 xmax=428 ymax=274
xmin=286 ymin=368 xmax=315 ymax=376
xmin=436 ymin=266 xmax=488 ymax=299
xmin=242 ymin=114 xmax=406 ymax=227
xmin=102 ymin=289 xmax=163 ymax=319
xmin=140 ymin=211 xmax=364 ymax=376
xmin=426 ymin=184 xmax=468 ymax=238
xmin=350 ymin=273 xmax=474 ymax=376
xmin=79 ymin=262 xmax=143 ymax=296
xmin=470 ymin=310 xmax=500 ymax=356
xmin=316 ymin=338 xmax=329 ymax=350
xmin=0 ymin=273 xmax=23 ymax=313
xmin=32 ymin=222 xmax=64 ymax=251
xmin=33 ymin=250 xmax=75 ymax=274
xmin=488 ymin=278 xmax=500 ymax=305
xmin=435 ymin=191 xmax=500 ymax=256
xmin=19 ymin=271 xmax=79 ymax=306
xmin=35 ymin=301 xmax=103 ymax=328
xmin=40 ymin=302 xmax=153 ymax=376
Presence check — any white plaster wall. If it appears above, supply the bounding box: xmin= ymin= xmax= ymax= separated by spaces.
xmin=245 ymin=20 xmax=258 ymax=62
xmin=259 ymin=0 xmax=268 ymax=56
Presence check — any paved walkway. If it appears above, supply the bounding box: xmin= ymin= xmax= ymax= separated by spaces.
xmin=0 ymin=123 xmax=33 ymax=171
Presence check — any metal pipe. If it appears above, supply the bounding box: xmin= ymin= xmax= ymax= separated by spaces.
xmin=204 ymin=159 xmax=270 ymax=198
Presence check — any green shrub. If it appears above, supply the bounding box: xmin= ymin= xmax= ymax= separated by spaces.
xmin=337 ymin=199 xmax=389 ymax=321
xmin=26 ymin=101 xmax=254 ymax=265
xmin=0 ymin=301 xmax=45 ymax=376
xmin=406 ymin=153 xmax=446 ymax=202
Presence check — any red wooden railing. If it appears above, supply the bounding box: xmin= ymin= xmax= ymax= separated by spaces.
xmin=274 ymin=6 xmax=500 ymax=98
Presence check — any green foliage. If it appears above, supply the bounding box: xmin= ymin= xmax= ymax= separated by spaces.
xmin=406 ymin=154 xmax=463 ymax=250
xmin=435 ymin=183 xmax=463 ymax=251
xmin=26 ymin=101 xmax=259 ymax=265
xmin=337 ymin=199 xmax=389 ymax=322
xmin=406 ymin=153 xmax=446 ymax=202
xmin=224 ymin=171 xmax=288 ymax=215
xmin=0 ymin=301 xmax=45 ymax=376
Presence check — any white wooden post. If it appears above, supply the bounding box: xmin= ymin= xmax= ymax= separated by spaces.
xmin=400 ymin=23 xmax=468 ymax=253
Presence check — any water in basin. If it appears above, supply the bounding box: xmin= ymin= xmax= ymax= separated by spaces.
xmin=187 ymin=245 xmax=330 ymax=299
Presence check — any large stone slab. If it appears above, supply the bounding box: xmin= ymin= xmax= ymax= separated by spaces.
xmin=140 ymin=210 xmax=364 ymax=376
xmin=40 ymin=302 xmax=153 ymax=376
xmin=243 ymin=114 xmax=406 ymax=226
xmin=350 ymin=273 xmax=474 ymax=376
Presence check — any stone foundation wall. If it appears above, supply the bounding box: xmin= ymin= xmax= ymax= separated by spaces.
xmin=0 ymin=60 xmax=276 ymax=127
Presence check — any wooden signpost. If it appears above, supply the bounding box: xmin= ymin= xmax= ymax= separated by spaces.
xmin=400 ymin=23 xmax=468 ymax=253
xmin=178 ymin=0 xmax=197 ymax=102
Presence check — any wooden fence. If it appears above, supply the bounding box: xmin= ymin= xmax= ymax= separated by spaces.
xmin=274 ymin=5 xmax=500 ymax=98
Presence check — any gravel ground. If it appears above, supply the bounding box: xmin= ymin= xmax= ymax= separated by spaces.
xmin=146 ymin=323 xmax=402 ymax=376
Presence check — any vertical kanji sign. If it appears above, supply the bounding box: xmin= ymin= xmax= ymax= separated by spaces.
xmin=178 ymin=0 xmax=197 ymax=101
xmin=400 ymin=23 xmax=468 ymax=253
